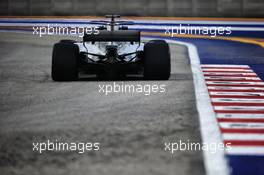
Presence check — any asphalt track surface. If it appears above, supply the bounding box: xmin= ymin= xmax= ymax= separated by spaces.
xmin=0 ymin=32 xmax=205 ymax=175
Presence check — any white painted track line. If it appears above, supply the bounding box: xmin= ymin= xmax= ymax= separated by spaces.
xmin=217 ymin=113 xmax=264 ymax=119
xmin=226 ymin=146 xmax=264 ymax=155
xmin=146 ymin=38 xmax=230 ymax=175
xmin=223 ymin=134 xmax=264 ymax=141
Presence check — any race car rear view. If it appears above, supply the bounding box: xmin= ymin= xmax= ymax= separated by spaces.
xmin=51 ymin=15 xmax=171 ymax=81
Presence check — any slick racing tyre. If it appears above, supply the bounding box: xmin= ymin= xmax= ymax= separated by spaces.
xmin=143 ymin=40 xmax=171 ymax=80
xmin=51 ymin=42 xmax=79 ymax=81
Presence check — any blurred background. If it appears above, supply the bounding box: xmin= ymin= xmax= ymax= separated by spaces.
xmin=0 ymin=0 xmax=264 ymax=17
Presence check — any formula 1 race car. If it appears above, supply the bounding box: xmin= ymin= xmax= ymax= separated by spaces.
xmin=51 ymin=15 xmax=171 ymax=81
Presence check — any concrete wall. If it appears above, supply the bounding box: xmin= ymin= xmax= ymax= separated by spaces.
xmin=0 ymin=0 xmax=264 ymax=17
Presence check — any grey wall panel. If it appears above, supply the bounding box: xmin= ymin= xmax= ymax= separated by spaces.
xmin=146 ymin=0 xmax=167 ymax=16
xmin=96 ymin=0 xmax=121 ymax=15
xmin=243 ymin=0 xmax=264 ymax=17
xmin=194 ymin=0 xmax=218 ymax=17
xmin=73 ymin=0 xmax=97 ymax=15
xmin=1 ymin=0 xmax=264 ymax=17
xmin=31 ymin=0 xmax=52 ymax=15
xmin=120 ymin=0 xmax=147 ymax=16
xmin=52 ymin=0 xmax=74 ymax=15
xmin=0 ymin=0 xmax=9 ymax=15
xmin=167 ymin=0 xmax=193 ymax=17
xmin=9 ymin=0 xmax=30 ymax=15
xmin=217 ymin=0 xmax=243 ymax=17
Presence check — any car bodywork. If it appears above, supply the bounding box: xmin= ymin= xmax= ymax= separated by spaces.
xmin=52 ymin=15 xmax=171 ymax=81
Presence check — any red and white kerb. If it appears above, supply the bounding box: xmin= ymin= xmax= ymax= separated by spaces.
xmin=202 ymin=64 xmax=264 ymax=155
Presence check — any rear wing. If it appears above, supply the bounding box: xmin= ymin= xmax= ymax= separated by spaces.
xmin=83 ymin=30 xmax=140 ymax=43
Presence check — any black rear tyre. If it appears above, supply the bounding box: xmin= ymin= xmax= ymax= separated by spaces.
xmin=143 ymin=40 xmax=171 ymax=80
xmin=60 ymin=39 xmax=76 ymax=44
xmin=52 ymin=43 xmax=79 ymax=81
